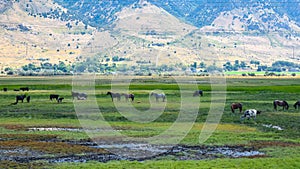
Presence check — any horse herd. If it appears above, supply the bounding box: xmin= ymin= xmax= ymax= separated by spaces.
xmin=106 ymin=90 xmax=204 ymax=102
xmin=3 ymin=87 xmax=299 ymax=120
xmin=2 ymin=87 xmax=88 ymax=105
xmin=231 ymin=100 xmax=300 ymax=120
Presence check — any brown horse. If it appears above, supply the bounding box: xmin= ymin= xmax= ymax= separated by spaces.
xmin=121 ymin=93 xmax=134 ymax=101
xmin=294 ymin=101 xmax=300 ymax=110
xmin=231 ymin=103 xmax=243 ymax=113
xmin=273 ymin=100 xmax=289 ymax=110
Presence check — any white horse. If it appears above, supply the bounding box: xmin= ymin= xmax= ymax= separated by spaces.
xmin=150 ymin=92 xmax=166 ymax=102
xmin=240 ymin=109 xmax=261 ymax=120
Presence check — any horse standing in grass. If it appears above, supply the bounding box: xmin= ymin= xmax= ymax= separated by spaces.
xmin=107 ymin=92 xmax=121 ymax=101
xmin=273 ymin=100 xmax=289 ymax=111
xmin=57 ymin=97 xmax=64 ymax=103
xmin=240 ymin=109 xmax=261 ymax=120
xmin=294 ymin=101 xmax=300 ymax=110
xmin=150 ymin=92 xmax=166 ymax=102
xmin=20 ymin=87 xmax=29 ymax=91
xmin=122 ymin=93 xmax=134 ymax=102
xmin=231 ymin=103 xmax=243 ymax=113
xmin=193 ymin=90 xmax=203 ymax=97
xmin=50 ymin=94 xmax=59 ymax=101
xmin=15 ymin=95 xmax=27 ymax=104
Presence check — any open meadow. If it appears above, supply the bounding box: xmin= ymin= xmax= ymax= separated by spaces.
xmin=0 ymin=75 xmax=299 ymax=168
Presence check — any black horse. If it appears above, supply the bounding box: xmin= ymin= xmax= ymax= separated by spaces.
xmin=16 ymin=95 xmax=27 ymax=103
xmin=50 ymin=94 xmax=59 ymax=101
xmin=57 ymin=97 xmax=64 ymax=103
xmin=121 ymin=93 xmax=135 ymax=101
xmin=294 ymin=101 xmax=300 ymax=110
xmin=107 ymin=92 xmax=121 ymax=101
xmin=273 ymin=100 xmax=289 ymax=110
xmin=20 ymin=87 xmax=29 ymax=91
xmin=193 ymin=90 xmax=203 ymax=97
xmin=3 ymin=88 xmax=7 ymax=92
xmin=231 ymin=103 xmax=243 ymax=113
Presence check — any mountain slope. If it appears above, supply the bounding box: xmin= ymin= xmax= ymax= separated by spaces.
xmin=0 ymin=0 xmax=95 ymax=68
xmin=0 ymin=0 xmax=299 ymax=72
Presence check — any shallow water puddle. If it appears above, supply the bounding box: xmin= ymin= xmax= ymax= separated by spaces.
xmin=262 ymin=124 xmax=284 ymax=130
xmin=27 ymin=127 xmax=122 ymax=132
xmin=28 ymin=127 xmax=83 ymax=132
xmin=92 ymin=143 xmax=172 ymax=153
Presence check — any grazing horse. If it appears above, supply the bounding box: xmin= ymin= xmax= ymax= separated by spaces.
xmin=72 ymin=91 xmax=88 ymax=100
xmin=240 ymin=109 xmax=261 ymax=120
xmin=107 ymin=92 xmax=121 ymax=101
xmin=50 ymin=94 xmax=59 ymax=101
xmin=20 ymin=87 xmax=29 ymax=91
xmin=193 ymin=90 xmax=203 ymax=97
xmin=3 ymin=88 xmax=7 ymax=92
xmin=294 ymin=101 xmax=300 ymax=110
xmin=150 ymin=92 xmax=166 ymax=102
xmin=57 ymin=97 xmax=64 ymax=103
xmin=16 ymin=95 xmax=27 ymax=103
xmin=231 ymin=103 xmax=243 ymax=113
xmin=273 ymin=100 xmax=289 ymax=110
xmin=121 ymin=93 xmax=134 ymax=101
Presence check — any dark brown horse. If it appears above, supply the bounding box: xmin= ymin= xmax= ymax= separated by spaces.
xmin=57 ymin=97 xmax=64 ymax=103
xmin=16 ymin=95 xmax=27 ymax=104
xmin=231 ymin=103 xmax=243 ymax=113
xmin=294 ymin=101 xmax=300 ymax=110
xmin=121 ymin=93 xmax=134 ymax=101
xmin=50 ymin=94 xmax=59 ymax=101
xmin=193 ymin=90 xmax=203 ymax=97
xmin=107 ymin=92 xmax=121 ymax=101
xmin=273 ymin=100 xmax=289 ymax=110
xmin=20 ymin=87 xmax=29 ymax=91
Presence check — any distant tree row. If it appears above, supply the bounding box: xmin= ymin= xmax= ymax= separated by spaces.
xmin=2 ymin=59 xmax=299 ymax=76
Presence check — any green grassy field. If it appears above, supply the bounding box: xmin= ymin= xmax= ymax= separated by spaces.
xmin=0 ymin=76 xmax=299 ymax=168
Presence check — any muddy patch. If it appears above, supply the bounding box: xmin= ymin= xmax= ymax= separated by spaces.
xmin=92 ymin=144 xmax=264 ymax=161
xmin=0 ymin=140 xmax=265 ymax=163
